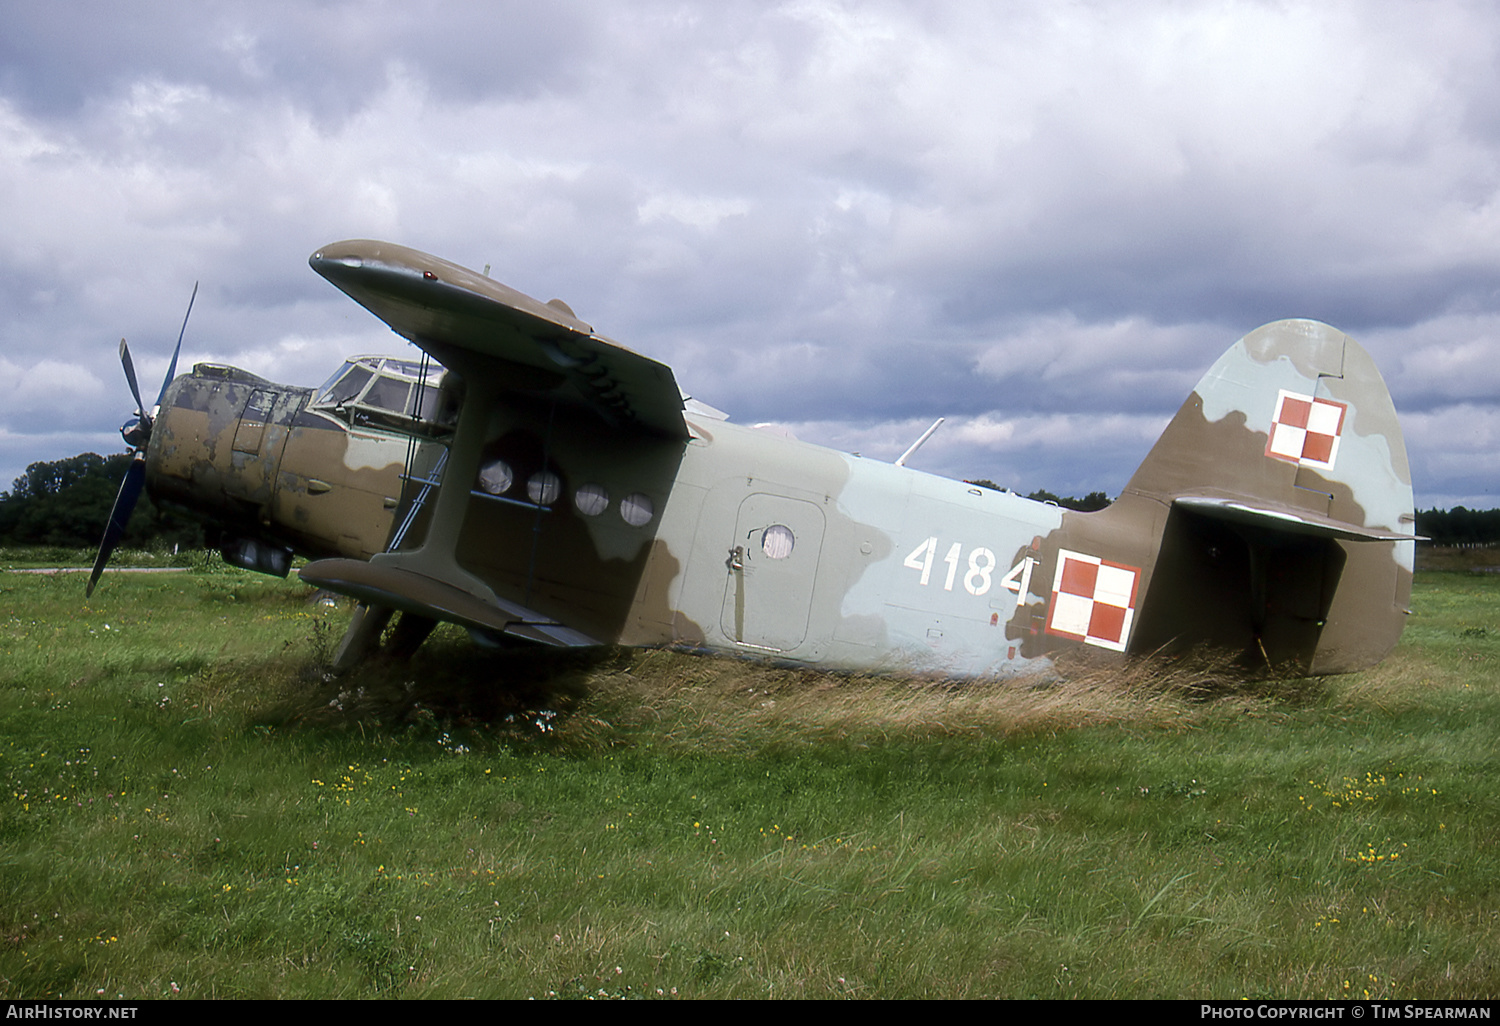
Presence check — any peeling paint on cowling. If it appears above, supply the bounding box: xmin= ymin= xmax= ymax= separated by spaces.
xmin=343 ymin=431 xmax=406 ymax=473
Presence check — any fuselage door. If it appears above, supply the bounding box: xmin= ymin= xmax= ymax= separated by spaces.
xmin=226 ymin=388 xmax=297 ymax=507
xmin=721 ymin=492 xmax=826 ymax=652
xmin=232 ymin=389 xmax=278 ymax=455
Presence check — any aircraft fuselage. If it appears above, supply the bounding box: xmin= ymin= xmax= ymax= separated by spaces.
xmin=117 ymin=240 xmax=1413 ymax=680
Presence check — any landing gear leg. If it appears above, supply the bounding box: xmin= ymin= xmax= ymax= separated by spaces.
xmin=383 ymin=613 xmax=436 ymax=662
xmin=332 ymin=603 xmax=393 ymax=672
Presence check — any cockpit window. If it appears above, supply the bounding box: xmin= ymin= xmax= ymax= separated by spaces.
xmin=311 ymin=356 xmax=455 ymax=436
xmin=408 ymin=382 xmax=442 ymax=419
xmin=317 ymin=365 xmax=372 ymax=406
xmin=363 ymin=375 xmax=411 ymax=414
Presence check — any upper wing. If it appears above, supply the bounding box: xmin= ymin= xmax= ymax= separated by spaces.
xmin=310 ymin=240 xmax=688 ymax=439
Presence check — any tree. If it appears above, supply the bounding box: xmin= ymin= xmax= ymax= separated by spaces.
xmin=1024 ymin=489 xmax=1112 ymax=512
xmin=964 ymin=480 xmax=1114 ymax=511
xmin=0 ymin=452 xmax=202 ymax=549
xmin=1415 ymin=507 xmax=1500 ymax=546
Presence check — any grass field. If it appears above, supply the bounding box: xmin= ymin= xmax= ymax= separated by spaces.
xmin=0 ymin=552 xmax=1496 ymax=999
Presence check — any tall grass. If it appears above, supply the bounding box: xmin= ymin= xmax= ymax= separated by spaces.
xmin=1 ymin=558 xmax=1496 ymax=998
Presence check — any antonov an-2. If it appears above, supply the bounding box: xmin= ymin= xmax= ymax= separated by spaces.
xmin=90 ymin=240 xmax=1419 ymax=677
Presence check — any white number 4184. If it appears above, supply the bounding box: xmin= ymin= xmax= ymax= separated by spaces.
xmin=903 ymin=538 xmax=1034 ymax=598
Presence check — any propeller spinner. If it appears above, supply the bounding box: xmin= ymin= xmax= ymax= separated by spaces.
xmin=86 ymin=283 xmax=197 ymax=598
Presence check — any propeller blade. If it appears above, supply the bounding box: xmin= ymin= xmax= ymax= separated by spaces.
xmin=156 ymin=281 xmax=197 ymax=406
xmin=86 ymin=453 xmax=146 ymax=599
xmin=119 ymin=338 xmax=149 ymax=427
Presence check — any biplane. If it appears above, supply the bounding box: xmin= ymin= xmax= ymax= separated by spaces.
xmin=90 ymin=240 xmax=1419 ymax=676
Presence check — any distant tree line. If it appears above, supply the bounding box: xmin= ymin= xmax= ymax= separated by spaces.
xmin=967 ymin=481 xmax=1113 ymax=512
xmin=1414 ymin=507 xmax=1500 ymax=547
xmin=0 ymin=452 xmax=202 ymax=549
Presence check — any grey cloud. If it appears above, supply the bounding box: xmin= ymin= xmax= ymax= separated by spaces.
xmin=0 ymin=1 xmax=596 ymax=120
xmin=2 ymin=1 xmax=1498 ymax=509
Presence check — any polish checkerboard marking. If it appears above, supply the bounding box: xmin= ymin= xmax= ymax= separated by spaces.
xmin=1266 ymin=389 xmax=1347 ymax=471
xmin=1045 ymin=549 xmax=1141 ymax=653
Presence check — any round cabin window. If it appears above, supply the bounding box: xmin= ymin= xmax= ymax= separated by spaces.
xmin=477 ymin=459 xmax=513 ymax=495
xmin=620 ymin=492 xmax=654 ymax=527
xmin=527 ymin=471 xmax=561 ymax=506
xmin=575 ymin=483 xmax=610 ymax=517
xmin=762 ymin=524 xmax=795 ymax=559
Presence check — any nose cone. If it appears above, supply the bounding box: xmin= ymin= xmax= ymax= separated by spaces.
xmin=120 ymin=415 xmax=150 ymax=449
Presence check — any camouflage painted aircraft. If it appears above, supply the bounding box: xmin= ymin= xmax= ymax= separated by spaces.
xmin=91 ymin=240 xmax=1419 ymax=677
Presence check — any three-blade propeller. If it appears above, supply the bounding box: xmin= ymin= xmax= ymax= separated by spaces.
xmin=86 ymin=283 xmax=198 ymax=598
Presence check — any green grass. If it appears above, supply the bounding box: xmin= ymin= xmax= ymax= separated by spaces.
xmin=1 ymin=558 xmax=1497 ymax=998
xmin=0 ymin=546 xmax=202 ymax=570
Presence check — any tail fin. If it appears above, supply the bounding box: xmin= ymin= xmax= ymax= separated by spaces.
xmin=1102 ymin=320 xmax=1415 ymax=672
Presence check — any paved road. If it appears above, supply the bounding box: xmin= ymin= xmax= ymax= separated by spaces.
xmin=5 ymin=566 xmax=189 ymax=574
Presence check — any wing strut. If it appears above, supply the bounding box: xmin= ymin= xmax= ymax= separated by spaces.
xmin=389 ymin=449 xmax=448 ymax=552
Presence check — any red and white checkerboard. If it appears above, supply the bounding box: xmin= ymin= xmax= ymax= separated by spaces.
xmin=1045 ymin=549 xmax=1141 ymax=653
xmin=1266 ymin=389 xmax=1347 ymax=471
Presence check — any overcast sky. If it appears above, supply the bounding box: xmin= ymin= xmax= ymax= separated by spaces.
xmin=3 ymin=0 xmax=1498 ymax=511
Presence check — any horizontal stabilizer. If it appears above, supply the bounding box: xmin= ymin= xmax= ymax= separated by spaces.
xmin=1173 ymin=496 xmax=1423 ymax=543
xmin=301 ymin=558 xmax=599 ymax=648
